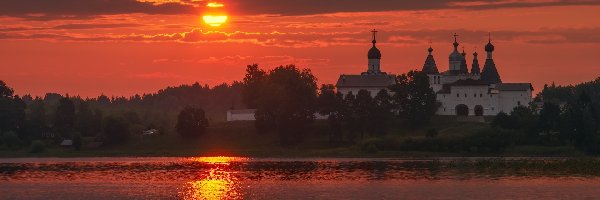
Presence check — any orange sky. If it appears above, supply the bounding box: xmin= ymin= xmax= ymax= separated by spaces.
xmin=0 ymin=0 xmax=599 ymax=97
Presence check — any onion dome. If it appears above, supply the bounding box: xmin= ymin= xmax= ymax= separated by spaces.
xmin=449 ymin=33 xmax=462 ymax=61
xmin=368 ymin=29 xmax=381 ymax=59
xmin=428 ymin=46 xmax=433 ymax=54
xmin=368 ymin=45 xmax=381 ymax=59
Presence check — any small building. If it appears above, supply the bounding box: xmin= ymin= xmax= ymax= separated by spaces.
xmin=226 ymin=109 xmax=257 ymax=121
xmin=142 ymin=129 xmax=159 ymax=136
xmin=60 ymin=139 xmax=73 ymax=146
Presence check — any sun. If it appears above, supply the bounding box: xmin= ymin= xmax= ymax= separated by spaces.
xmin=203 ymin=2 xmax=228 ymax=27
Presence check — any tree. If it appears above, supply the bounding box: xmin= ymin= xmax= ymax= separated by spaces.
xmin=103 ymin=115 xmax=130 ymax=145
xmin=341 ymin=92 xmax=358 ymax=142
xmin=176 ymin=106 xmax=209 ymax=138
xmin=491 ymin=112 xmax=513 ymax=129
xmin=538 ymin=102 xmax=561 ymax=133
xmin=76 ymin=102 xmax=95 ymax=136
xmin=55 ymin=97 xmax=76 ymax=138
xmin=317 ymin=84 xmax=344 ymax=143
xmin=250 ymin=64 xmax=318 ymax=145
xmin=355 ymin=90 xmax=372 ymax=139
xmin=369 ymin=89 xmax=393 ymax=136
xmin=22 ymin=98 xmax=47 ymax=141
xmin=0 ymin=81 xmax=25 ymax=134
xmin=242 ymin=64 xmax=266 ymax=109
xmin=0 ymin=80 xmax=14 ymax=98
xmin=390 ymin=71 xmax=438 ymax=127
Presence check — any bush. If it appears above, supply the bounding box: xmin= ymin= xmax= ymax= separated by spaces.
xmin=103 ymin=115 xmax=131 ymax=145
xmin=2 ymin=131 xmax=22 ymax=149
xmin=426 ymin=128 xmax=438 ymax=138
xmin=363 ymin=143 xmax=378 ymax=154
xmin=30 ymin=140 xmax=45 ymax=153
xmin=72 ymin=132 xmax=82 ymax=150
xmin=176 ymin=106 xmax=209 ymax=138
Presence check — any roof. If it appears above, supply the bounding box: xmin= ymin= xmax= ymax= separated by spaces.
xmin=336 ymin=74 xmax=395 ymax=88
xmin=60 ymin=140 xmax=73 ymax=146
xmin=437 ymin=79 xmax=488 ymax=94
xmin=495 ymin=83 xmax=533 ymax=91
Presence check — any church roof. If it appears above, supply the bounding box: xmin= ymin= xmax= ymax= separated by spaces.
xmin=422 ymin=47 xmax=439 ymax=74
xmin=336 ymin=74 xmax=395 ymax=88
xmin=481 ymin=59 xmax=502 ymax=84
xmin=436 ymin=79 xmax=488 ymax=94
xmin=495 ymin=83 xmax=533 ymax=91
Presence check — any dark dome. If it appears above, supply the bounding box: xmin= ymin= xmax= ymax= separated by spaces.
xmin=368 ymin=45 xmax=381 ymax=59
xmin=473 ymin=51 xmax=478 ymax=57
xmin=485 ymin=42 xmax=495 ymax=52
xmin=428 ymin=46 xmax=433 ymax=53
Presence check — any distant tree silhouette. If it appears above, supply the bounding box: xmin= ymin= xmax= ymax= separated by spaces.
xmin=317 ymin=84 xmax=344 ymax=143
xmin=390 ymin=71 xmax=438 ymax=127
xmin=341 ymin=92 xmax=358 ymax=142
xmin=55 ymin=97 xmax=76 ymax=138
xmin=176 ymin=106 xmax=209 ymax=138
xmin=369 ymin=89 xmax=393 ymax=136
xmin=242 ymin=64 xmax=266 ymax=109
xmin=249 ymin=64 xmax=318 ymax=145
xmin=355 ymin=90 xmax=372 ymax=139
xmin=103 ymin=115 xmax=130 ymax=145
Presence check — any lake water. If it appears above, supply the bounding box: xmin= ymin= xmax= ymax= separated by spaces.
xmin=1 ymin=157 xmax=600 ymax=199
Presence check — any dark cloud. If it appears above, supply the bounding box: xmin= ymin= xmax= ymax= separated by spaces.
xmin=0 ymin=0 xmax=598 ymax=20
xmin=2 ymin=27 xmax=599 ymax=47
xmin=0 ymin=0 xmax=199 ymax=20
xmin=52 ymin=23 xmax=143 ymax=29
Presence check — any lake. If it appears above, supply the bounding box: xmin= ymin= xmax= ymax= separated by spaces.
xmin=1 ymin=157 xmax=600 ymax=199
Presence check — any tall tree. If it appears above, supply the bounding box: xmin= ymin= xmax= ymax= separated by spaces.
xmin=251 ymin=64 xmax=318 ymax=145
xmin=0 ymin=81 xmax=25 ymax=134
xmin=242 ymin=64 xmax=266 ymax=109
xmin=390 ymin=71 xmax=438 ymax=127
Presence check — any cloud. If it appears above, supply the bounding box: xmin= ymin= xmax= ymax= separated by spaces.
xmin=53 ymin=23 xmax=144 ymax=30
xmin=2 ymin=27 xmax=600 ymax=47
xmin=0 ymin=0 xmax=598 ymax=20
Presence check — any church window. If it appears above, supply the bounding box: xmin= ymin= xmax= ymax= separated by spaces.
xmin=457 ymin=93 xmax=459 ymax=98
xmin=517 ymin=101 xmax=521 ymax=106
xmin=464 ymin=94 xmax=467 ymax=98
xmin=474 ymin=94 xmax=477 ymax=98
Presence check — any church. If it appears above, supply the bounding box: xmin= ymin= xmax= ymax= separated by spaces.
xmin=336 ymin=31 xmax=533 ymax=116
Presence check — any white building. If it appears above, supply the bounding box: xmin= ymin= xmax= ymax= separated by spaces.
xmin=336 ymin=31 xmax=532 ymax=116
xmin=424 ymin=34 xmax=532 ymax=116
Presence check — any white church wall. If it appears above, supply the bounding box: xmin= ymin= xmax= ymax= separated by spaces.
xmin=497 ymin=90 xmax=533 ymax=114
xmin=436 ymin=85 xmax=499 ymax=116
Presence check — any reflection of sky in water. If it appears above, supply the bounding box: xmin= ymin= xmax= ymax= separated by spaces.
xmin=3 ymin=157 xmax=600 ymax=199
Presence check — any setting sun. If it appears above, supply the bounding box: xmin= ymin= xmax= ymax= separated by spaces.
xmin=202 ymin=15 xmax=228 ymax=27
xmin=203 ymin=2 xmax=227 ymax=27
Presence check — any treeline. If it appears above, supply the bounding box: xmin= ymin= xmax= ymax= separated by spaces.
xmin=241 ymin=64 xmax=439 ymax=145
xmin=0 ymin=80 xmax=242 ymax=151
xmin=491 ymin=77 xmax=600 ymax=153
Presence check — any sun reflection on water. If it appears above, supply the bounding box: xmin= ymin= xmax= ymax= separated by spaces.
xmin=181 ymin=157 xmax=247 ymax=199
